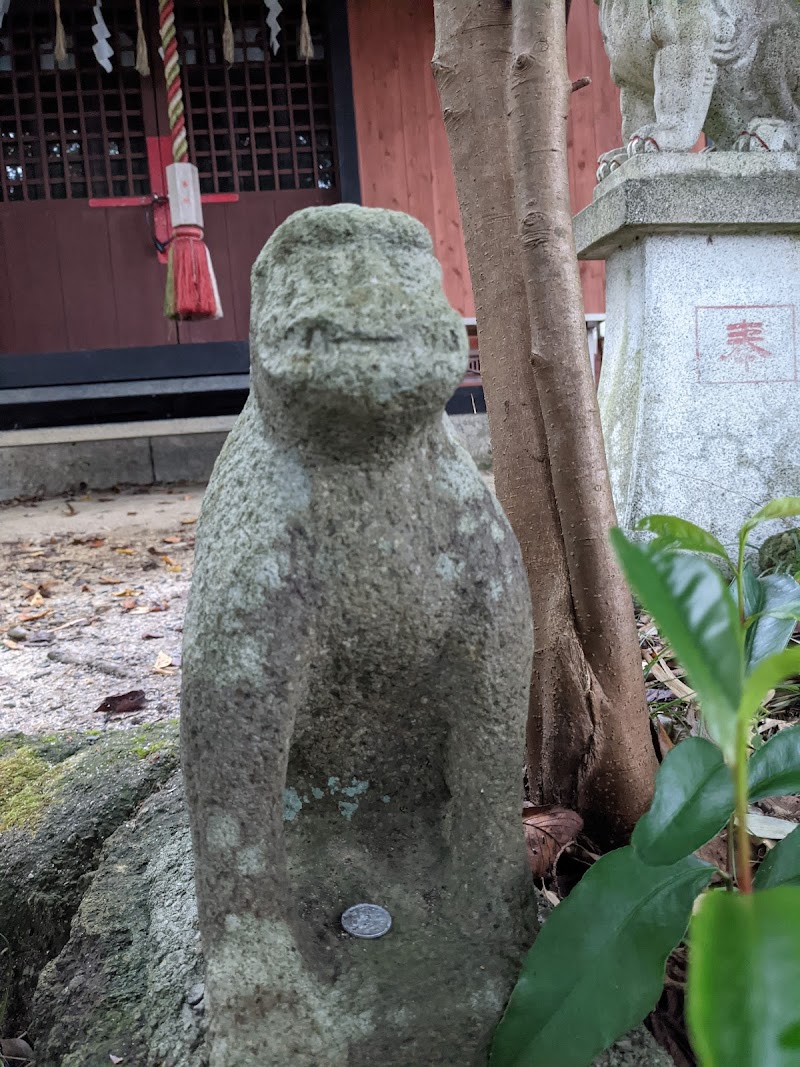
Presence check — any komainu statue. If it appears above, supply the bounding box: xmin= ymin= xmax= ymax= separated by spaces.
xmin=596 ymin=0 xmax=800 ymax=179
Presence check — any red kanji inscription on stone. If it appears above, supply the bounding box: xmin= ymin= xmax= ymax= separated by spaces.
xmin=695 ymin=305 xmax=797 ymax=384
xmin=721 ymin=320 xmax=771 ymax=365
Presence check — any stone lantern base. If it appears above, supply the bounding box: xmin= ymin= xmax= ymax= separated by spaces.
xmin=574 ymin=154 xmax=800 ymax=552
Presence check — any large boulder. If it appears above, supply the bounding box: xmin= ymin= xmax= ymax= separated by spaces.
xmin=1 ymin=727 xmax=671 ymax=1066
xmin=0 ymin=724 xmax=180 ymax=1039
xmin=30 ymin=773 xmax=206 ymax=1067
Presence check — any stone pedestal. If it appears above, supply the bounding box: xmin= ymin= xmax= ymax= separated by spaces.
xmin=574 ymin=154 xmax=800 ymax=552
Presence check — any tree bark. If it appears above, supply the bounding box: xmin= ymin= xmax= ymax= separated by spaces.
xmin=432 ymin=0 xmax=657 ymax=843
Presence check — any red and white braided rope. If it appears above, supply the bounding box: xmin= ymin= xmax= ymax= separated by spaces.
xmin=158 ymin=0 xmax=188 ymax=164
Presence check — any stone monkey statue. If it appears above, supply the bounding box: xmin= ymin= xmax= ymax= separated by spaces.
xmin=596 ymin=0 xmax=800 ymax=179
xmin=181 ymin=205 xmax=536 ymax=1066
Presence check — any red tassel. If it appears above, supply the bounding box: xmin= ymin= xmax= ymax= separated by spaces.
xmin=164 ymin=224 xmax=222 ymax=321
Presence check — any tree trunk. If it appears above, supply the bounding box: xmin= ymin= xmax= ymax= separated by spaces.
xmin=432 ymin=0 xmax=657 ymax=843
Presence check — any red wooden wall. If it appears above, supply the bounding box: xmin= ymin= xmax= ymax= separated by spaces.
xmin=566 ymin=0 xmax=622 ymax=315
xmin=347 ymin=0 xmax=473 ymax=315
xmin=347 ymin=0 xmax=622 ymax=318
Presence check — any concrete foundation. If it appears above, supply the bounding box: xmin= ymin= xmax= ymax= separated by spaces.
xmin=0 ymin=414 xmax=491 ymax=503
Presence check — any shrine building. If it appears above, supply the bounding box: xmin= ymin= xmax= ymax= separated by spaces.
xmin=0 ymin=0 xmax=620 ymax=490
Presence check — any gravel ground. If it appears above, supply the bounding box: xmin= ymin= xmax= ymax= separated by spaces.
xmin=0 ymin=484 xmax=204 ymax=737
xmin=0 ymin=473 xmax=496 ymax=739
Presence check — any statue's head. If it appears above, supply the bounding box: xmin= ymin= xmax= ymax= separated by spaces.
xmin=249 ymin=205 xmax=467 ymax=451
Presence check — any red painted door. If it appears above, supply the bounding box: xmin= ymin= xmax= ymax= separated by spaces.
xmin=0 ymin=0 xmax=342 ymax=357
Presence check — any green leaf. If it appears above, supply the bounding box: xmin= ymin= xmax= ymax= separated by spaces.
xmin=749 ymin=723 xmax=800 ymax=801
xmin=740 ymin=650 xmax=800 ymax=731
xmin=633 ymin=738 xmax=733 ymax=866
xmin=747 ymin=573 xmax=800 ymax=668
xmin=636 ymin=514 xmax=732 ymax=566
xmin=489 ymin=847 xmax=714 ymax=1067
xmin=741 ymin=562 xmax=762 ymax=618
xmin=687 ymin=886 xmax=800 ymax=1066
xmin=611 ymin=529 xmax=744 ymax=760
xmin=743 ymin=497 xmax=800 ymax=536
xmin=755 ymin=830 xmax=800 ymax=889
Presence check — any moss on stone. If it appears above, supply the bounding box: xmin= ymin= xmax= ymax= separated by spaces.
xmin=0 ymin=747 xmax=67 ymax=832
xmin=0 ymin=723 xmax=177 ymax=834
xmin=0 ymin=722 xmax=181 ymax=1038
xmin=759 ymin=528 xmax=800 ymax=576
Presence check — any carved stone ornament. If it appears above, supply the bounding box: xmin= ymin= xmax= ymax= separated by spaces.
xmin=596 ymin=0 xmax=800 ymax=180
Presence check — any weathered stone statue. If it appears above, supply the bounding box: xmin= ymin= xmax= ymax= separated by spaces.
xmin=596 ymin=0 xmax=800 ymax=179
xmin=181 ymin=205 xmax=535 ymax=1066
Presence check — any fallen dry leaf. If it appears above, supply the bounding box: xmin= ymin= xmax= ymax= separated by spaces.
xmin=112 ymin=588 xmax=138 ymax=598
xmin=94 ymin=690 xmax=146 ymax=718
xmin=27 ymin=591 xmax=46 ymax=607
xmin=114 ymin=547 xmax=136 ymax=556
xmin=120 ymin=598 xmax=138 ymax=611
xmin=1 ymin=639 xmax=22 ymax=651
xmin=696 ymin=832 xmax=729 ymax=871
xmin=162 ymin=535 xmax=182 ymax=544
xmin=141 ymin=632 xmax=163 ymax=640
xmin=161 ymin=555 xmax=177 ymax=566
xmin=152 ymin=650 xmax=176 ymax=675
xmin=655 ymin=717 xmax=675 ymax=758
xmin=98 ymin=577 xmax=124 ymax=586
xmin=522 ymin=804 xmax=584 ymax=879
xmin=167 ymin=564 xmax=182 ymax=573
xmin=757 ymin=795 xmax=800 ymax=821
xmin=180 ymin=516 xmax=197 ymax=525
xmin=19 ymin=609 xmax=51 ymax=623
xmin=88 ymin=538 xmax=105 ymax=548
xmin=129 ymin=605 xmax=153 ymax=615
xmin=51 ymin=617 xmax=89 ymax=632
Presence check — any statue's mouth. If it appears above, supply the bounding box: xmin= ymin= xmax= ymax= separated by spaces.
xmin=278 ymin=323 xmax=406 ymax=348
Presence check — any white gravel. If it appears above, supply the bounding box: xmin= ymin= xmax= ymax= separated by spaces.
xmin=0 ymin=484 xmax=204 ymax=737
xmin=0 ymin=474 xmax=496 ymax=739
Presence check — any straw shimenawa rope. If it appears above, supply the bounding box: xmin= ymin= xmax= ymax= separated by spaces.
xmin=298 ymin=0 xmax=314 ymax=61
xmin=135 ymin=0 xmax=150 ymax=77
xmin=222 ymin=0 xmax=234 ymax=66
xmin=53 ymin=0 xmax=67 ymax=65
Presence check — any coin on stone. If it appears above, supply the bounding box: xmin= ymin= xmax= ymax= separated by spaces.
xmin=341 ymin=903 xmax=392 ymax=939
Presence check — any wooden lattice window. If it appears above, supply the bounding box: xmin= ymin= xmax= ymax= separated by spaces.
xmin=176 ymin=0 xmax=339 ymax=194
xmin=0 ymin=0 xmax=150 ymax=202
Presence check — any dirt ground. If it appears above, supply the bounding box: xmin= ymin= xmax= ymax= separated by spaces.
xmin=0 ymin=485 xmax=205 ymax=737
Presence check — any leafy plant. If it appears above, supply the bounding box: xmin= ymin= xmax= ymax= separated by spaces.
xmin=491 ymin=499 xmax=800 ymax=1067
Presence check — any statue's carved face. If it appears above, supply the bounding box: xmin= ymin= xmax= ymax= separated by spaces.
xmin=249 ymin=207 xmax=466 ymax=436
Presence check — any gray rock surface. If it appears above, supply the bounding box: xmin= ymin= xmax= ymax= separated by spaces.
xmin=0 ymin=724 xmax=179 ymax=1039
xmin=181 ymin=204 xmax=536 ymax=1066
xmin=16 ymin=748 xmax=671 ymax=1067
xmin=30 ymin=773 xmax=206 ymax=1067
xmin=596 ymin=0 xmax=800 ymax=179
xmin=595 ymin=1027 xmax=674 ymax=1067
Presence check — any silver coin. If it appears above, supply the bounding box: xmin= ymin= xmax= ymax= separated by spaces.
xmin=341 ymin=903 xmax=392 ymax=939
